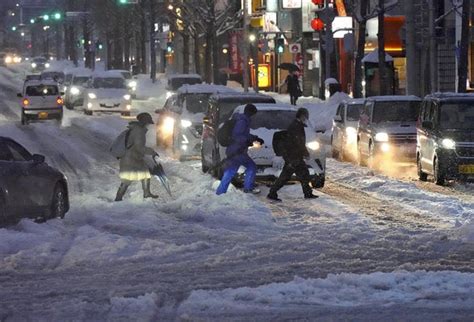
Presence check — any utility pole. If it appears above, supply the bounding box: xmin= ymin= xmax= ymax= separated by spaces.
xmin=405 ymin=0 xmax=419 ymax=96
xmin=242 ymin=0 xmax=249 ymax=92
xmin=457 ymin=0 xmax=470 ymax=93
xmin=377 ymin=0 xmax=387 ymax=95
xmin=149 ymin=0 xmax=157 ymax=82
xmin=428 ymin=1 xmax=438 ymax=93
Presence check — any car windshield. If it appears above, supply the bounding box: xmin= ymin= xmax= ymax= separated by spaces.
xmin=169 ymin=77 xmax=202 ymax=90
xmin=185 ymin=94 xmax=210 ymax=113
xmin=73 ymin=77 xmax=90 ymax=85
xmin=34 ymin=58 xmax=46 ymax=63
xmin=439 ymin=103 xmax=474 ymax=130
xmin=42 ymin=72 xmax=64 ymax=81
xmin=250 ymin=111 xmax=295 ymax=130
xmin=93 ymin=77 xmax=125 ymax=89
xmin=120 ymin=72 xmax=132 ymax=79
xmin=347 ymin=104 xmax=364 ymax=121
xmin=372 ymin=101 xmax=421 ymax=123
xmin=26 ymin=85 xmax=58 ymax=96
xmin=26 ymin=75 xmax=41 ymax=81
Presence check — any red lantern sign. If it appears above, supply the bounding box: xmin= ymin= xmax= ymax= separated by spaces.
xmin=312 ymin=0 xmax=324 ymax=5
xmin=311 ymin=18 xmax=324 ymax=31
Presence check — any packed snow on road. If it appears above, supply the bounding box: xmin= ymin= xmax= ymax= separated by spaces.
xmin=0 ymin=63 xmax=473 ymax=321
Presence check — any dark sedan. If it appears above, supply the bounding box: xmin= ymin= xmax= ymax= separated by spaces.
xmin=0 ymin=137 xmax=69 ymax=225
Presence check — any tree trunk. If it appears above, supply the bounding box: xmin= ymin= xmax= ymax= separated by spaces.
xmin=205 ymin=30 xmax=212 ymax=83
xmin=405 ymin=0 xmax=419 ymax=96
xmin=377 ymin=0 xmax=387 ymax=95
xmin=194 ymin=33 xmax=201 ymax=75
xmin=353 ymin=0 xmax=368 ymax=98
xmin=140 ymin=11 xmax=147 ymax=74
xmin=149 ymin=0 xmax=156 ymax=82
xmin=457 ymin=0 xmax=470 ymax=92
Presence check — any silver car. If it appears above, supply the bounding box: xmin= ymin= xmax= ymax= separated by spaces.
xmin=331 ymin=98 xmax=365 ymax=161
xmin=0 ymin=137 xmax=69 ymax=226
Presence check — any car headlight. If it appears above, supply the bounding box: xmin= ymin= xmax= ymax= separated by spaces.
xmin=306 ymin=141 xmax=321 ymax=151
xmin=441 ymin=138 xmax=455 ymax=149
xmin=375 ymin=132 xmax=389 ymax=142
xmin=165 ymin=91 xmax=173 ymax=99
xmin=31 ymin=62 xmax=37 ymax=68
xmin=128 ymin=81 xmax=137 ymax=88
xmin=181 ymin=119 xmax=192 ymax=128
xmin=45 ymin=63 xmax=50 ymax=68
xmin=13 ymin=57 xmax=21 ymax=63
xmin=70 ymin=87 xmax=80 ymax=95
xmin=163 ymin=116 xmax=175 ymax=134
xmin=5 ymin=56 xmax=13 ymax=64
xmin=88 ymin=93 xmax=97 ymax=99
xmin=123 ymin=94 xmax=131 ymax=100
xmin=345 ymin=126 xmax=357 ymax=143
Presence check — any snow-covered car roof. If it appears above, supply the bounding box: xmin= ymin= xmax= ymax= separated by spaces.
xmin=233 ymin=103 xmax=297 ymax=114
xmin=210 ymin=92 xmax=276 ymax=103
xmin=425 ymin=92 xmax=474 ymax=101
xmin=168 ymin=73 xmax=202 ymax=80
xmin=343 ymin=98 xmax=366 ymax=105
xmin=367 ymin=95 xmax=421 ymax=102
xmin=65 ymin=67 xmax=92 ymax=76
xmin=177 ymin=84 xmax=237 ymax=95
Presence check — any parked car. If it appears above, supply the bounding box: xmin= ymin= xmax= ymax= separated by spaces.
xmin=357 ymin=95 xmax=422 ymax=168
xmin=41 ymin=70 xmax=65 ymax=84
xmin=109 ymin=69 xmax=137 ymax=98
xmin=331 ymin=98 xmax=365 ymax=161
xmin=31 ymin=57 xmax=50 ymax=72
xmin=18 ymin=80 xmax=64 ymax=125
xmin=166 ymin=74 xmax=203 ymax=98
xmin=0 ymin=137 xmax=69 ymax=225
xmin=417 ymin=93 xmax=474 ymax=185
xmin=83 ymin=72 xmax=131 ymax=116
xmin=155 ymin=84 xmax=237 ymax=160
xmin=201 ymin=92 xmax=275 ymax=172
xmin=64 ymin=71 xmax=92 ymax=110
xmin=202 ymin=103 xmax=326 ymax=187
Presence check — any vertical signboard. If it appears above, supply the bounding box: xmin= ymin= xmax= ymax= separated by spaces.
xmin=302 ymin=0 xmax=318 ymax=32
xmin=229 ymin=31 xmax=242 ymax=73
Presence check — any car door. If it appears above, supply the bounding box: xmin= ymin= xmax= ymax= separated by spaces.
xmin=5 ymin=140 xmax=52 ymax=216
xmin=424 ymin=102 xmax=439 ymax=172
xmin=418 ymin=101 xmax=430 ymax=168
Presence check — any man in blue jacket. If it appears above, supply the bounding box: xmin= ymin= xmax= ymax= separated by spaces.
xmin=216 ymin=104 xmax=264 ymax=195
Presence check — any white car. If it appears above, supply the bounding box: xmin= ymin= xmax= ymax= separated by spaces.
xmin=219 ymin=104 xmax=326 ymax=187
xmin=83 ymin=73 xmax=132 ymax=116
xmin=109 ymin=69 xmax=137 ymax=97
xmin=156 ymin=84 xmax=237 ymax=160
xmin=17 ymin=80 xmax=63 ymax=125
xmin=64 ymin=70 xmax=92 ymax=110
xmin=331 ymin=98 xmax=365 ymax=161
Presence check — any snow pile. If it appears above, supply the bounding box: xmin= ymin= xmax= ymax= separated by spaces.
xmin=178 ymin=270 xmax=474 ymax=316
xmin=302 ymin=91 xmax=350 ymax=133
xmin=108 ymin=292 xmax=158 ymax=321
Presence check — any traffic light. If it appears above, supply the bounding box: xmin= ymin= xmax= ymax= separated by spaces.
xmin=96 ymin=41 xmax=103 ymax=50
xmin=30 ymin=18 xmax=35 ymax=24
xmin=276 ymin=38 xmax=284 ymax=54
xmin=43 ymin=14 xmax=49 ymax=21
xmin=11 ymin=26 xmax=17 ymax=31
xmin=166 ymin=42 xmax=173 ymax=53
xmin=53 ymin=12 xmax=62 ymax=20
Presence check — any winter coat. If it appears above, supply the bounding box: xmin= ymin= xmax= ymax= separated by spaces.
xmin=286 ymin=74 xmax=300 ymax=95
xmin=119 ymin=121 xmax=155 ymax=181
xmin=284 ymin=119 xmax=309 ymax=162
xmin=226 ymin=113 xmax=258 ymax=158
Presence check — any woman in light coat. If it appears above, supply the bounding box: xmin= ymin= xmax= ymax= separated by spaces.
xmin=115 ymin=113 xmax=158 ymax=201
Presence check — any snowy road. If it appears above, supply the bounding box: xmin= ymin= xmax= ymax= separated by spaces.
xmin=0 ymin=65 xmax=473 ymax=321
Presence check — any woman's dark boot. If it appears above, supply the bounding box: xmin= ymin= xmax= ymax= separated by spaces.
xmin=142 ymin=179 xmax=158 ymax=199
xmin=115 ymin=182 xmax=130 ymax=201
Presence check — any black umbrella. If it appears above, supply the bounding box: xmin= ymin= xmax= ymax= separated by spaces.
xmin=150 ymin=156 xmax=172 ymax=197
xmin=278 ymin=63 xmax=300 ymax=72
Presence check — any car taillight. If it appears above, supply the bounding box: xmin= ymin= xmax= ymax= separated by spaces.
xmin=22 ymin=98 xmax=29 ymax=106
xmin=56 ymin=97 xmax=63 ymax=105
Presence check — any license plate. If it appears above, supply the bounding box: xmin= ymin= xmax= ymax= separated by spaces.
xmin=38 ymin=112 xmax=48 ymax=119
xmin=459 ymin=164 xmax=474 ymax=174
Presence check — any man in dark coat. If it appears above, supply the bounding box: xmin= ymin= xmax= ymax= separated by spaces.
xmin=216 ymin=104 xmax=264 ymax=195
xmin=267 ymin=107 xmax=318 ymax=201
xmin=115 ymin=112 xmax=159 ymax=201
xmin=286 ymin=71 xmax=301 ymax=105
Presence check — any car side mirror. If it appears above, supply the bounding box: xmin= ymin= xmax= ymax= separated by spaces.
xmin=422 ymin=121 xmax=433 ymax=130
xmin=203 ymin=116 xmax=210 ymax=124
xmin=32 ymin=154 xmax=45 ymax=164
xmin=17 ymin=93 xmax=22 ymax=98
xmin=334 ymin=115 xmax=342 ymax=123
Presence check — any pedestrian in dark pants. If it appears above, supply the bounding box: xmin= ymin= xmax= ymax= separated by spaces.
xmin=115 ymin=112 xmax=159 ymax=201
xmin=286 ymin=71 xmax=301 ymax=106
xmin=216 ymin=104 xmax=264 ymax=195
xmin=267 ymin=108 xmax=318 ymax=202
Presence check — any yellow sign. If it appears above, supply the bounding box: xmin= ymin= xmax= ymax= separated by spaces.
xmin=459 ymin=164 xmax=474 ymax=174
xmin=250 ymin=16 xmax=264 ymax=28
xmin=257 ymin=64 xmax=270 ymax=88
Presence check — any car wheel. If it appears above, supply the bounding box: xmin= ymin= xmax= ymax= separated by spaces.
xmin=84 ymin=110 xmax=92 ymax=116
xmin=65 ymin=103 xmax=73 ymax=110
xmin=121 ymin=112 xmax=131 ymax=117
xmin=433 ymin=158 xmax=445 ymax=186
xmin=417 ymin=154 xmax=428 ymax=181
xmin=331 ymin=147 xmax=340 ymax=160
xmin=0 ymin=194 xmax=7 ymax=226
xmin=51 ymin=184 xmax=67 ymax=219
